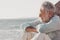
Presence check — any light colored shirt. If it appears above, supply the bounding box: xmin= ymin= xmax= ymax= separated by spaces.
xmin=40 ymin=15 xmax=60 ymax=33
xmin=20 ymin=15 xmax=60 ymax=40
xmin=20 ymin=15 xmax=60 ymax=33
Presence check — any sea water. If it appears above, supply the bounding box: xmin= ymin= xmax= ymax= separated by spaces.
xmin=0 ymin=18 xmax=37 ymax=40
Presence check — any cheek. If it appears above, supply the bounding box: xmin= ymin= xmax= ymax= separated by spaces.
xmin=39 ymin=13 xmax=51 ymax=23
xmin=40 ymin=14 xmax=47 ymax=20
xmin=40 ymin=15 xmax=50 ymax=23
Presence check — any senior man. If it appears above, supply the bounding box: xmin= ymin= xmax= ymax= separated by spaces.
xmin=21 ymin=1 xmax=60 ymax=40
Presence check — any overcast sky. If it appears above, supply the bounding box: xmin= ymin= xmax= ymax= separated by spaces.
xmin=0 ymin=0 xmax=59 ymax=19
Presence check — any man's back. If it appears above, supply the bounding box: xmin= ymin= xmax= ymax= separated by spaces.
xmin=55 ymin=1 xmax=60 ymax=16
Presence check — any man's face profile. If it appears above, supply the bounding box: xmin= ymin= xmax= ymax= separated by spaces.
xmin=39 ymin=8 xmax=54 ymax=23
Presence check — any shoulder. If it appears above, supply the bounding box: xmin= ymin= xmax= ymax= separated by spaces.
xmin=51 ymin=15 xmax=60 ymax=22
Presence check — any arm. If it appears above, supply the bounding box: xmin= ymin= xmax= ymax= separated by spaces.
xmin=20 ymin=19 xmax=42 ymax=30
xmin=40 ymin=15 xmax=60 ymax=33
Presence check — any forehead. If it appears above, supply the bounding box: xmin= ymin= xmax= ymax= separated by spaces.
xmin=40 ymin=5 xmax=54 ymax=12
xmin=40 ymin=7 xmax=54 ymax=13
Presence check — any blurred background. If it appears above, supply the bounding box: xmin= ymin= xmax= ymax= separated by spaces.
xmin=0 ymin=0 xmax=59 ymax=40
xmin=0 ymin=0 xmax=59 ymax=19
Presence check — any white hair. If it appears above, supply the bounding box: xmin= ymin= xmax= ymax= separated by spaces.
xmin=42 ymin=1 xmax=55 ymax=12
